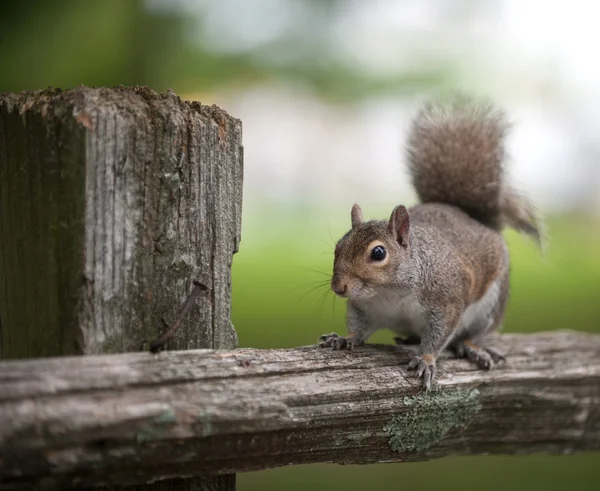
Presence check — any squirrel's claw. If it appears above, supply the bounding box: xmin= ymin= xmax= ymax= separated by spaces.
xmin=483 ymin=346 xmax=506 ymax=364
xmin=318 ymin=332 xmax=362 ymax=351
xmin=451 ymin=340 xmax=506 ymax=370
xmin=467 ymin=348 xmax=495 ymax=370
xmin=318 ymin=332 xmax=349 ymax=350
xmin=408 ymin=355 xmax=437 ymax=391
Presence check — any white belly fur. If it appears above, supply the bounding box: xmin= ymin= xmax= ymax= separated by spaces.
xmin=363 ymin=279 xmax=501 ymax=339
xmin=363 ymin=292 xmax=429 ymax=337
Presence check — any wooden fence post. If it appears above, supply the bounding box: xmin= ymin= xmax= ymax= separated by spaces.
xmin=0 ymin=86 xmax=243 ymax=490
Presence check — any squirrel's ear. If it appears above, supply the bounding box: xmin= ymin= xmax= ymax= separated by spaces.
xmin=389 ymin=205 xmax=410 ymax=247
xmin=351 ymin=203 xmax=364 ymax=228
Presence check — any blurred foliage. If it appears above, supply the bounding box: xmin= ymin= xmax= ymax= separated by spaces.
xmin=0 ymin=0 xmax=451 ymax=101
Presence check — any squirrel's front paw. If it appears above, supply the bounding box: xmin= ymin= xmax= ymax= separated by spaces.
xmin=408 ymin=354 xmax=437 ymax=391
xmin=318 ymin=332 xmax=359 ymax=351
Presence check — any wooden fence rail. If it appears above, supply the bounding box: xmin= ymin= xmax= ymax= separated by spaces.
xmin=1 ymin=330 xmax=600 ymax=490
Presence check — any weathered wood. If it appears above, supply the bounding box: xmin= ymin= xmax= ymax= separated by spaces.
xmin=0 ymin=87 xmax=243 ymax=490
xmin=1 ymin=330 xmax=598 ymax=490
xmin=0 ymin=86 xmax=242 ymax=358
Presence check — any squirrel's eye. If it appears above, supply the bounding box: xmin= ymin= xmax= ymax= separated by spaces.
xmin=370 ymin=245 xmax=386 ymax=261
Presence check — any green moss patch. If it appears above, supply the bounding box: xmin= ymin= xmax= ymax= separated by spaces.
xmin=383 ymin=388 xmax=481 ymax=453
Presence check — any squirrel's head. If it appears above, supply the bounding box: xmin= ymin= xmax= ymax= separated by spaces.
xmin=331 ymin=203 xmax=411 ymax=301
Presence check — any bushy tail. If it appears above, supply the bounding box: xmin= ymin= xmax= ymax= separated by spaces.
xmin=406 ymin=94 xmax=543 ymax=248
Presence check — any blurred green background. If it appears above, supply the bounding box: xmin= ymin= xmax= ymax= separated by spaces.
xmin=2 ymin=0 xmax=599 ymax=489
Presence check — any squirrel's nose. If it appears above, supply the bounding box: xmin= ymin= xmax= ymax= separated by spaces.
xmin=331 ymin=279 xmax=347 ymax=297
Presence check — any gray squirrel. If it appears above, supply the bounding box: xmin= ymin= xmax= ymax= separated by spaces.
xmin=318 ymin=94 xmax=543 ymax=390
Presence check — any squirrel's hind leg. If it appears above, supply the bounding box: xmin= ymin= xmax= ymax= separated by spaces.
xmin=451 ymin=266 xmax=509 ymax=369
xmin=450 ymin=339 xmax=505 ymax=370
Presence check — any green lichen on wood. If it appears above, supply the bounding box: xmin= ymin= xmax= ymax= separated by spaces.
xmin=383 ymin=388 xmax=482 ymax=453
xmin=136 ymin=408 xmax=178 ymax=443
xmin=197 ymin=409 xmax=213 ymax=436
xmin=155 ymin=408 xmax=177 ymax=424
xmin=101 ymin=336 xmax=120 ymax=354
xmin=136 ymin=427 xmax=160 ymax=444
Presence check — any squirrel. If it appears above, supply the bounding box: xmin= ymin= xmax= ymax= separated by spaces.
xmin=318 ymin=94 xmax=543 ymax=391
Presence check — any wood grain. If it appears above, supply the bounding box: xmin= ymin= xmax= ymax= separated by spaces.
xmin=1 ymin=330 xmax=599 ymax=490
xmin=0 ymin=86 xmax=242 ymax=358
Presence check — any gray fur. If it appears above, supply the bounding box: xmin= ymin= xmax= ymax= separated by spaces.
xmin=407 ymin=94 xmax=543 ymax=246
xmin=320 ymin=95 xmax=542 ymax=391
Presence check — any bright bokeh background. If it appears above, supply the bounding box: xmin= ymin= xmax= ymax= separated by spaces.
xmin=2 ymin=1 xmax=599 ymax=489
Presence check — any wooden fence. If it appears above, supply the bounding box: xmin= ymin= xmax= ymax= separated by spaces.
xmin=0 ymin=87 xmax=598 ymax=491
